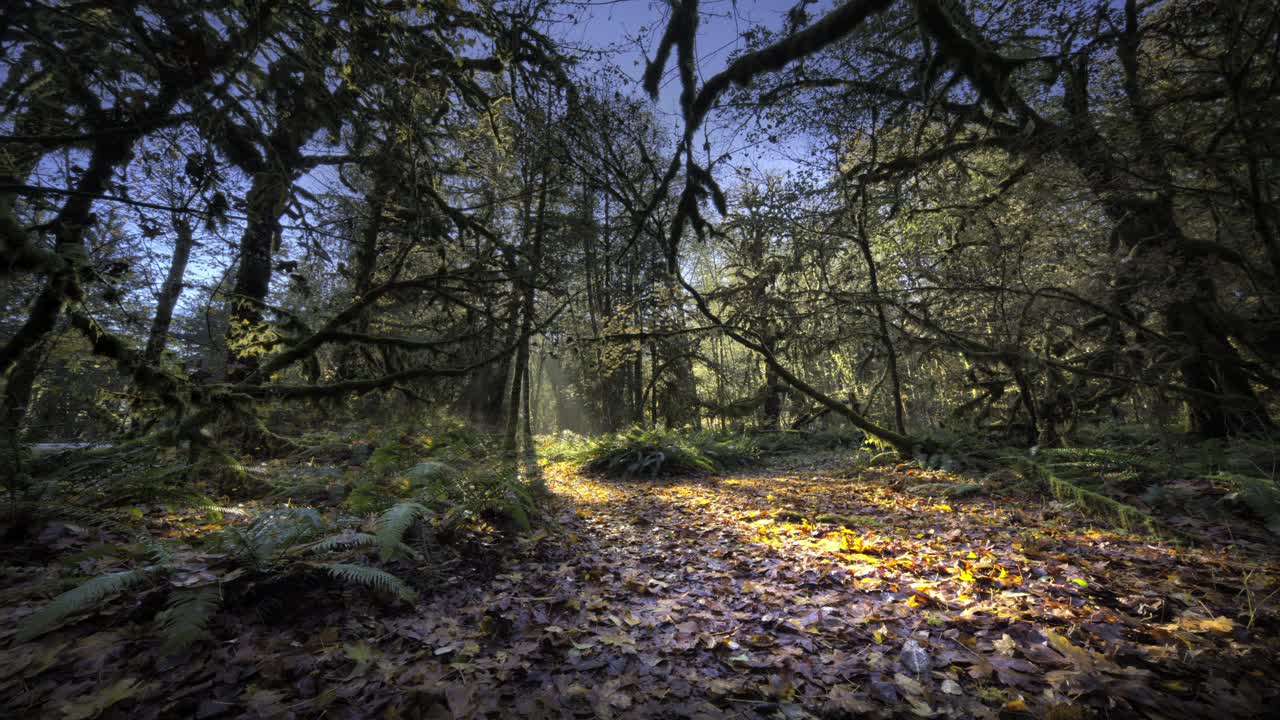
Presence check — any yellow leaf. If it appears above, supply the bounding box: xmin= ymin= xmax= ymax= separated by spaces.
xmin=1179 ymin=615 xmax=1235 ymax=633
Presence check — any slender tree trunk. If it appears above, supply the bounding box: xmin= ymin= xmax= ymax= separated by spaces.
xmin=336 ymin=181 xmax=388 ymax=379
xmin=521 ymin=361 xmax=534 ymax=450
xmin=2 ymin=336 xmax=51 ymax=512
xmin=504 ymin=171 xmax=548 ymax=454
xmin=850 ymin=107 xmax=906 ymax=434
xmin=761 ymin=336 xmax=783 ymax=431
xmin=144 ymin=217 xmax=196 ymax=365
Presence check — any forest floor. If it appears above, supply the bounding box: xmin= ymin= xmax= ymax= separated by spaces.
xmin=3 ymin=454 xmax=1280 ymax=719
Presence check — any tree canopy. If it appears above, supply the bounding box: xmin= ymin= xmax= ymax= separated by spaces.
xmin=2 ymin=1 xmax=1279 ymax=717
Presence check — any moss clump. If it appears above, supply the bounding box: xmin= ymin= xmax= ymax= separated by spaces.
xmin=774 ymin=509 xmax=807 ymax=523
xmin=559 ymin=428 xmax=759 ymax=479
xmin=906 ymin=483 xmax=984 ymax=499
xmin=814 ymin=512 xmax=884 ymax=529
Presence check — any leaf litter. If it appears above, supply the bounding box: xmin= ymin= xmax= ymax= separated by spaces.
xmin=2 ymin=461 xmax=1279 ymax=718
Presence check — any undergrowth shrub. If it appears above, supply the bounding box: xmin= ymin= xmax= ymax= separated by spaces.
xmin=8 ymin=415 xmax=548 ymax=653
xmin=1012 ymin=447 xmax=1165 ymax=534
xmin=412 ymin=459 xmax=540 ymax=531
xmin=751 ymin=429 xmax=863 ymax=455
xmin=12 ymin=502 xmax=432 ymax=650
xmin=1209 ymin=472 xmax=1280 ymax=534
xmin=1014 ymin=439 xmax=1280 ymax=537
xmin=554 ymin=428 xmax=759 ymax=478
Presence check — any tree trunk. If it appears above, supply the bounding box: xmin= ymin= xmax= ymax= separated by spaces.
xmin=1061 ymin=55 xmax=1273 ymax=437
xmin=850 ymin=107 xmax=907 ymax=434
xmin=1169 ymin=298 xmax=1274 ymax=437
xmin=2 ymin=336 xmax=51 ymax=509
xmin=336 ymin=180 xmax=389 ymax=380
xmin=761 ymin=336 xmax=783 ymax=431
xmin=504 ymin=303 xmax=530 ymax=455
xmin=143 ymin=217 xmax=196 ymax=365
xmin=226 ymin=168 xmax=290 ymax=380
xmin=504 ymin=170 xmax=548 ymax=454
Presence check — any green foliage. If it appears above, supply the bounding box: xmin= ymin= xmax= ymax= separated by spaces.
xmin=343 ymin=478 xmax=402 ymax=515
xmin=416 ymin=415 xmax=496 ymax=461
xmin=1045 ymin=471 xmax=1161 ymax=535
xmin=17 ymin=567 xmax=158 ymax=643
xmin=1037 ymin=447 xmax=1167 ymax=477
xmin=156 ymin=585 xmax=222 ymax=652
xmin=558 ymin=428 xmax=760 ymax=479
xmin=1209 ymin=472 xmax=1280 ymax=534
xmin=751 ymin=429 xmax=862 ymax=455
xmin=322 ymin=563 xmax=418 ymax=603
xmin=537 ymin=430 xmax=589 ymax=462
xmin=13 ymin=503 xmax=426 ymax=648
xmin=405 ymin=461 xmax=456 ymax=487
xmin=414 ymin=460 xmax=539 ymax=531
xmin=222 ymin=507 xmax=323 ymax=566
xmin=302 ymin=531 xmax=377 ymax=555
xmin=375 ymin=503 xmax=430 ymax=561
xmin=368 ymin=441 xmax=418 ymax=474
xmin=1016 ymin=454 xmax=1162 ymax=535
xmin=28 ymin=444 xmax=212 ymax=511
xmin=194 ymin=446 xmax=257 ymax=497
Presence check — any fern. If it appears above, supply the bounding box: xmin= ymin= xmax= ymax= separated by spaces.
xmin=26 ymin=502 xmax=171 ymax=563
xmin=322 ymin=563 xmax=418 ymax=602
xmin=300 ymin=530 xmax=378 ymax=555
xmin=1208 ymin=472 xmax=1280 ymax=532
xmin=575 ymin=428 xmax=754 ymax=478
xmin=156 ymin=585 xmax=222 ymax=652
xmin=1039 ymin=448 xmax=1164 ymax=475
xmin=376 ymin=503 xmax=430 ymax=561
xmin=228 ymin=507 xmax=323 ymax=566
xmin=17 ymin=566 xmax=159 ymax=642
xmin=504 ymin=502 xmax=531 ymax=531
xmin=406 ymin=461 xmax=455 ymax=486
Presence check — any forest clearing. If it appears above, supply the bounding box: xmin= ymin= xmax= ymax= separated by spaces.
xmin=4 ymin=0 xmax=1280 ymax=717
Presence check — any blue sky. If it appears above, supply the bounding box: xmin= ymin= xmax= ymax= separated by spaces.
xmin=551 ymin=0 xmax=807 ymax=174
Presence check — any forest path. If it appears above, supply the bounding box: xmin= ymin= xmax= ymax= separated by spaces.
xmin=383 ymin=463 xmax=1280 ymax=719
xmin=6 ymin=463 xmax=1277 ymax=719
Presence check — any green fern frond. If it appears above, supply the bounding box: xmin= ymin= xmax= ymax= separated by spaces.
xmin=300 ymin=531 xmax=378 ymax=555
xmin=406 ymin=461 xmax=455 ymax=485
xmin=32 ymin=502 xmax=172 ymax=563
xmin=376 ymin=503 xmax=429 ymax=561
xmin=17 ymin=566 xmax=159 ymax=642
xmin=157 ymin=585 xmax=222 ymax=652
xmin=1040 ymin=448 xmax=1162 ymax=474
xmin=1208 ymin=472 xmax=1280 ymax=531
xmin=236 ymin=507 xmax=324 ymax=564
xmin=322 ymin=563 xmax=418 ymax=602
